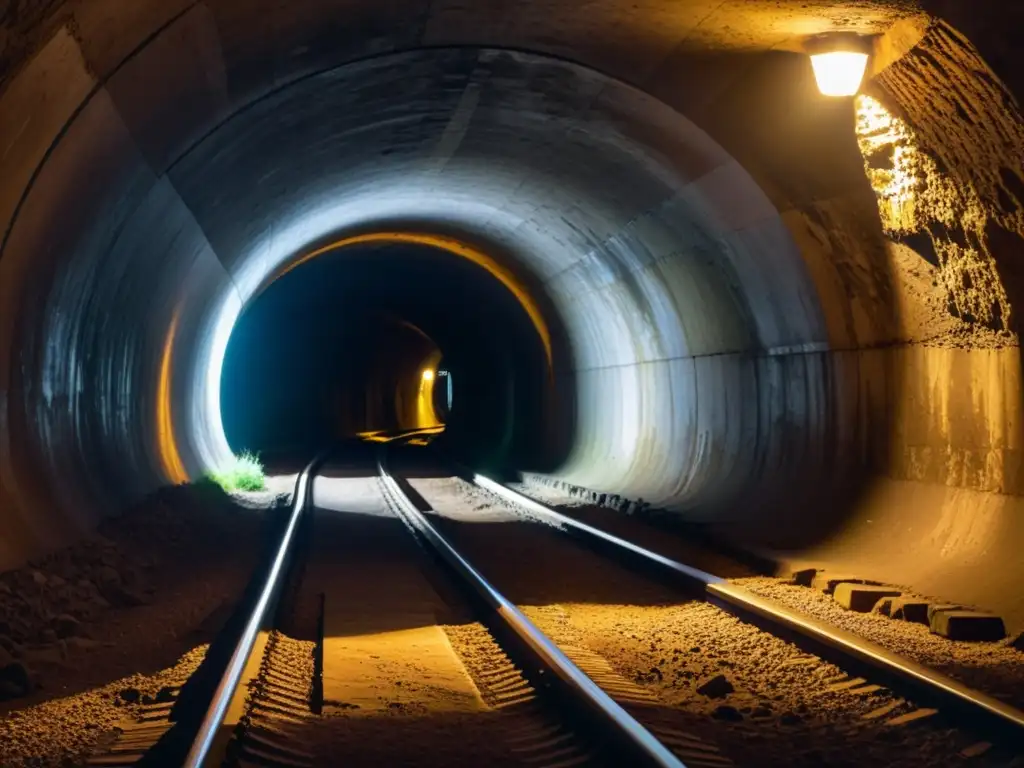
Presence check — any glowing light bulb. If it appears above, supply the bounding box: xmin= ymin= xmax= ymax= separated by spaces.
xmin=422 ymin=369 xmax=435 ymax=381
xmin=810 ymin=51 xmax=869 ymax=97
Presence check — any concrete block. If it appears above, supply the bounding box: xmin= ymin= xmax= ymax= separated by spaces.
xmin=833 ymin=583 xmax=902 ymax=613
xmin=789 ymin=568 xmax=817 ymax=587
xmin=930 ymin=611 xmax=1006 ymax=641
xmin=811 ymin=573 xmax=880 ymax=594
xmin=928 ymin=603 xmax=969 ymax=622
xmin=872 ymin=596 xmax=895 ymax=617
xmin=890 ymin=597 xmax=930 ymax=625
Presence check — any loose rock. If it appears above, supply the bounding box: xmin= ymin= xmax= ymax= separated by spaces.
xmin=696 ymin=673 xmax=734 ymax=698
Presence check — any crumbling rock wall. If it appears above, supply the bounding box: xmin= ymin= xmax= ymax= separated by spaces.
xmin=858 ymin=20 xmax=1024 ymax=341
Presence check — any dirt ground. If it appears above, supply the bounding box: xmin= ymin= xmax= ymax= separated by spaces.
xmin=0 ymin=481 xmax=277 ymax=766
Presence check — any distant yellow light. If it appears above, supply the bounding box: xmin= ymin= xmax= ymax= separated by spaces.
xmin=422 ymin=369 xmax=435 ymax=381
xmin=810 ymin=51 xmax=869 ymax=97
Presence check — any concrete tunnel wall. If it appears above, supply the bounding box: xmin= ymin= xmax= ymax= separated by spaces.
xmin=0 ymin=2 xmax=1022 ymax=625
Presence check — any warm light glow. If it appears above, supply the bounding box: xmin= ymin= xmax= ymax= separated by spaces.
xmin=854 ymin=94 xmax=923 ymax=229
xmin=415 ymin=351 xmax=442 ymax=429
xmin=157 ymin=311 xmax=188 ymax=484
xmin=810 ymin=51 xmax=869 ymax=97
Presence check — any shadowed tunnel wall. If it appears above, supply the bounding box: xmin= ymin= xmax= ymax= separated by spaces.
xmin=1 ymin=2 xmax=1023 ymax=626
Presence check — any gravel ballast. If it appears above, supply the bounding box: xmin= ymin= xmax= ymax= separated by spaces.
xmin=737 ymin=576 xmax=1024 ymax=710
xmin=513 ymin=477 xmax=1024 ymax=712
xmin=407 ymin=473 xmax=1018 ymax=767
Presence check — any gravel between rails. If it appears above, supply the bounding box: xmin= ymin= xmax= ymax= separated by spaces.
xmin=510 ymin=478 xmax=1024 ymax=714
xmin=408 ymin=474 xmax=1016 ymax=768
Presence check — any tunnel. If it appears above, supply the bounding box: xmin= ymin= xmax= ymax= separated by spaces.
xmin=219 ymin=240 xmax=550 ymax=467
xmin=1 ymin=0 xmax=1023 ymax=638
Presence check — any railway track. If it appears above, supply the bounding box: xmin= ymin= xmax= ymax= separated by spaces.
xmin=423 ymin=459 xmax=1024 ymax=767
xmin=86 ymin=440 xmax=1024 ymax=767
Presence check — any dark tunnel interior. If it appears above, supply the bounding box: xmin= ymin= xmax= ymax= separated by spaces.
xmin=220 ymin=242 xmax=550 ymax=467
xmin=1 ymin=1 xmax=1024 ymax=761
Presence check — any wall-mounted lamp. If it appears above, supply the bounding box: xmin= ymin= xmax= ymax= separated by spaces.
xmin=806 ymin=34 xmax=872 ymax=97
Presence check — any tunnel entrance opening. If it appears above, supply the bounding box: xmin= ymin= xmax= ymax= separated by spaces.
xmin=219 ymin=240 xmax=550 ymax=469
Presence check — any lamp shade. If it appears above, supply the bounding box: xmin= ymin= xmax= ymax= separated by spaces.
xmin=810 ymin=51 xmax=869 ymax=96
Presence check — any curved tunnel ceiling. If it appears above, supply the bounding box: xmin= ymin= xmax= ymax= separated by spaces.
xmin=174 ymin=47 xmax=827 ymax=496
xmin=1 ymin=0 xmax=1024 ymax=625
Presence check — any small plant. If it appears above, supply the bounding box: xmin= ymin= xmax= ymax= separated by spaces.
xmin=208 ymin=450 xmax=266 ymax=493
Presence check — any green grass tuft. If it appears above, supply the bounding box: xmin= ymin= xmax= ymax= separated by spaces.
xmin=208 ymin=450 xmax=266 ymax=493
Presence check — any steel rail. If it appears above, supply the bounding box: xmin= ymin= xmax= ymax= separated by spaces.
xmin=378 ymin=451 xmax=686 ymax=768
xmin=471 ymin=471 xmax=1024 ymax=743
xmin=184 ymin=453 xmax=325 ymax=767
